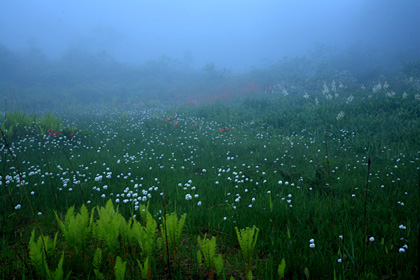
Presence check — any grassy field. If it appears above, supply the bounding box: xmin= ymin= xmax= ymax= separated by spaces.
xmin=1 ymin=83 xmax=419 ymax=279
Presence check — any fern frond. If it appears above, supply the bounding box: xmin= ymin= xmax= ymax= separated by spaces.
xmin=278 ymin=258 xmax=286 ymax=279
xmin=114 ymin=256 xmax=127 ymax=280
xmin=51 ymin=252 xmax=66 ymax=280
xmin=235 ymin=226 xmax=259 ymax=280
xmin=28 ymin=230 xmax=44 ymax=275
xmin=141 ymin=211 xmax=157 ymax=259
xmin=137 ymin=257 xmax=150 ymax=280
xmin=92 ymin=248 xmax=102 ymax=270
xmin=94 ymin=269 xmax=105 ymax=280
xmin=94 ymin=199 xmax=122 ymax=253
xmin=55 ymin=204 xmax=93 ymax=253
xmin=138 ymin=201 xmax=150 ymax=222
xmin=214 ymin=254 xmax=223 ymax=276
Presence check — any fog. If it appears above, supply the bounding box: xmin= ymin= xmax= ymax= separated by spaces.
xmin=0 ymin=0 xmax=419 ymax=110
xmin=1 ymin=0 xmax=419 ymax=70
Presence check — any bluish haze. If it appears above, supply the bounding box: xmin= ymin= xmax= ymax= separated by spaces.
xmin=1 ymin=0 xmax=419 ymax=70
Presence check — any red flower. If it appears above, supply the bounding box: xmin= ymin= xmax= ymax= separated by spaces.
xmin=220 ymin=127 xmax=226 ymax=132
xmin=70 ymin=131 xmax=74 ymax=136
xmin=174 ymin=121 xmax=178 ymax=125
xmin=194 ymin=122 xmax=199 ymax=126
xmin=165 ymin=116 xmax=173 ymax=121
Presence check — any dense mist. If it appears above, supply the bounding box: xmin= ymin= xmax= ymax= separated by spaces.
xmin=0 ymin=0 xmax=419 ymax=110
xmin=2 ymin=0 xmax=419 ymax=69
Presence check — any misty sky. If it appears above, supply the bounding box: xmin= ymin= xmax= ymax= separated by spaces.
xmin=1 ymin=0 xmax=419 ymax=71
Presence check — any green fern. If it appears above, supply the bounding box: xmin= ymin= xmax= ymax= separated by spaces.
xmin=92 ymin=248 xmax=104 ymax=280
xmin=138 ymin=202 xmax=150 ymax=222
xmin=55 ymin=204 xmax=94 ymax=253
xmin=28 ymin=230 xmax=46 ymax=276
xmin=137 ymin=257 xmax=150 ymax=280
xmin=28 ymin=229 xmax=60 ymax=279
xmin=114 ymin=256 xmax=126 ymax=280
xmin=235 ymin=226 xmax=259 ymax=280
xmin=138 ymin=211 xmax=157 ymax=259
xmin=93 ymin=199 xmax=126 ymax=254
xmin=157 ymin=212 xmax=186 ymax=263
xmin=197 ymin=234 xmax=223 ymax=279
xmin=43 ymin=252 xmax=71 ymax=280
xmin=278 ymin=258 xmax=286 ymax=279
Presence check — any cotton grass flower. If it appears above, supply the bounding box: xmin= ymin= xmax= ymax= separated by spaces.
xmin=309 ymin=239 xmax=315 ymax=248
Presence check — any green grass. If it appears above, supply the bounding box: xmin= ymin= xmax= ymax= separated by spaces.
xmin=0 ymin=86 xmax=419 ymax=279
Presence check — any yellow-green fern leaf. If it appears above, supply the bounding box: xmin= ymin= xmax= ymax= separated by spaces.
xmin=278 ymin=258 xmax=286 ymax=279
xmin=214 ymin=254 xmax=223 ymax=276
xmin=114 ymin=256 xmax=126 ymax=280
xmin=137 ymin=257 xmax=150 ymax=280
xmin=28 ymin=230 xmax=44 ymax=275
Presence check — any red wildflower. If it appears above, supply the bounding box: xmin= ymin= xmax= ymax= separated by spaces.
xmin=194 ymin=122 xmax=199 ymax=126
xmin=174 ymin=121 xmax=178 ymax=125
xmin=165 ymin=116 xmax=173 ymax=121
xmin=220 ymin=127 xmax=226 ymax=132
xmin=70 ymin=131 xmax=74 ymax=136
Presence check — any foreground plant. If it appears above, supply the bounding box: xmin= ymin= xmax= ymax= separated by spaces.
xmin=278 ymin=258 xmax=286 ymax=279
xmin=28 ymin=230 xmax=71 ymax=280
xmin=55 ymin=204 xmax=94 ymax=254
xmin=157 ymin=212 xmax=187 ymax=263
xmin=132 ymin=206 xmax=157 ymax=279
xmin=92 ymin=200 xmax=128 ymax=257
xmin=197 ymin=234 xmax=224 ymax=279
xmin=235 ymin=226 xmax=259 ymax=280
